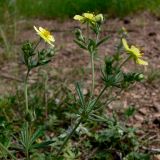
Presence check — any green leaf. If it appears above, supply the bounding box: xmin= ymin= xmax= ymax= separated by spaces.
xmin=74 ymin=40 xmax=87 ymax=50
xmin=75 ymin=83 xmax=85 ymax=109
xmin=86 ymin=98 xmax=96 ymax=114
xmin=29 ymin=128 xmax=44 ymax=147
xmin=31 ymin=140 xmax=54 ymax=149
xmin=96 ymin=35 xmax=110 ymax=47
xmin=124 ymin=106 xmax=136 ymax=118
xmin=0 ymin=142 xmax=16 ymax=160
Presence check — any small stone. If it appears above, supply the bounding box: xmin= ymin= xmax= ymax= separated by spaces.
xmin=139 ymin=108 xmax=147 ymax=115
xmin=154 ymin=113 xmax=160 ymax=118
xmin=153 ymin=154 xmax=160 ymax=160
xmin=156 ymin=34 xmax=160 ymax=41
xmin=153 ymin=102 xmax=160 ymax=112
xmin=134 ymin=114 xmax=144 ymax=122
xmin=82 ymin=88 xmax=88 ymax=95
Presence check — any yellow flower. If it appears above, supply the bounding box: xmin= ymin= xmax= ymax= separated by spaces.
xmin=122 ymin=38 xmax=148 ymax=65
xmin=34 ymin=26 xmax=55 ymax=47
xmin=73 ymin=13 xmax=104 ymax=25
xmin=83 ymin=13 xmax=95 ymax=21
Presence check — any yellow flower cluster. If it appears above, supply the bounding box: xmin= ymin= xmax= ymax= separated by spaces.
xmin=73 ymin=13 xmax=104 ymax=25
xmin=122 ymin=38 xmax=148 ymax=65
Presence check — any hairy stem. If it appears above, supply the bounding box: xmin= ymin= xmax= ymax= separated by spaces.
xmin=44 ymin=72 xmax=48 ymax=119
xmin=33 ymin=38 xmax=41 ymax=52
xmin=26 ymin=149 xmax=30 ymax=160
xmin=95 ymin=89 xmax=123 ymax=111
xmin=25 ymin=69 xmax=30 ymax=114
xmin=94 ymin=85 xmax=107 ymax=106
xmin=119 ymin=55 xmax=131 ymax=68
xmin=91 ymin=52 xmax=95 ymax=96
xmin=56 ymin=118 xmax=82 ymax=156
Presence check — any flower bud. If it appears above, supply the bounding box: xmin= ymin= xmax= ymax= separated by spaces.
xmin=95 ymin=14 xmax=104 ymax=24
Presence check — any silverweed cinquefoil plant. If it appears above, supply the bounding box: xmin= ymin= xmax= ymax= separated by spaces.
xmin=56 ymin=13 xmax=148 ymax=158
xmin=20 ymin=26 xmax=56 ymax=159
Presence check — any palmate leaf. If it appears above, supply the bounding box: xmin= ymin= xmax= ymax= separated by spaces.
xmin=29 ymin=128 xmax=44 ymax=147
xmin=19 ymin=124 xmax=54 ymax=153
xmin=20 ymin=124 xmax=45 ymax=151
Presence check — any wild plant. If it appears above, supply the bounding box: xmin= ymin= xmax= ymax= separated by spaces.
xmin=56 ymin=12 xmax=148 ymax=158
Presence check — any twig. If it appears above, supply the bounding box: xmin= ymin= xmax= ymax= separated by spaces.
xmin=0 ymin=72 xmax=23 ymax=82
xmin=142 ymin=146 xmax=160 ymax=154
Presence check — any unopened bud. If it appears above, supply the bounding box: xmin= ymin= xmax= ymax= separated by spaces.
xmin=95 ymin=14 xmax=104 ymax=23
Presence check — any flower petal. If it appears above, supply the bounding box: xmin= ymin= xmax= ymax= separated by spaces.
xmin=136 ymin=58 xmax=148 ymax=65
xmin=34 ymin=26 xmax=40 ymax=34
xmin=83 ymin=13 xmax=94 ymax=20
xmin=130 ymin=45 xmax=142 ymax=58
xmin=73 ymin=15 xmax=84 ymax=22
xmin=122 ymin=38 xmax=130 ymax=51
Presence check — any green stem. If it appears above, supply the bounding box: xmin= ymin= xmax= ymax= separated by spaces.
xmin=94 ymin=85 xmax=107 ymax=107
xmin=24 ymin=39 xmax=40 ymax=113
xmin=95 ymin=89 xmax=123 ymax=111
xmin=91 ymin=52 xmax=95 ymax=96
xmin=2 ymin=109 xmax=10 ymax=122
xmin=86 ymin=23 xmax=89 ymax=41
xmin=90 ymin=32 xmax=100 ymax=97
xmin=25 ymin=69 xmax=30 ymax=114
xmin=44 ymin=72 xmax=48 ymax=119
xmin=119 ymin=55 xmax=131 ymax=68
xmin=96 ymin=32 xmax=99 ymax=44
xmin=56 ymin=118 xmax=82 ymax=157
xmin=33 ymin=39 xmax=41 ymax=52
xmin=25 ymin=122 xmax=30 ymax=160
xmin=0 ymin=142 xmax=16 ymax=160
xmin=26 ymin=149 xmax=29 ymax=160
